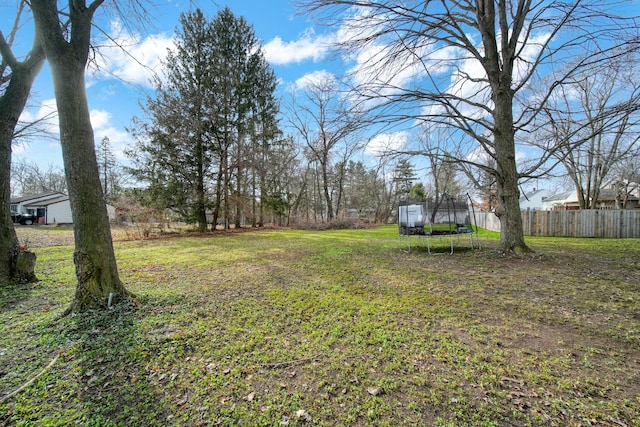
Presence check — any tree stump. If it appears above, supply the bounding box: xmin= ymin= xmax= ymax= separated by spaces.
xmin=15 ymin=250 xmax=37 ymax=282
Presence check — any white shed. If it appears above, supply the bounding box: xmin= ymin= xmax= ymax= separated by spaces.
xmin=41 ymin=196 xmax=74 ymax=224
xmin=12 ymin=191 xmax=116 ymax=225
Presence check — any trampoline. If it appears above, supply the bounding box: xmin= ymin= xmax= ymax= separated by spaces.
xmin=398 ymin=193 xmax=480 ymax=254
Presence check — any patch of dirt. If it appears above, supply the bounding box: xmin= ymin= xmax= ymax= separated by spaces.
xmin=14 ymin=224 xmax=270 ymax=248
xmin=14 ymin=226 xmax=75 ymax=248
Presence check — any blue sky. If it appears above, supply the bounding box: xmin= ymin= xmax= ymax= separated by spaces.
xmin=6 ymin=1 xmax=637 ymax=195
xmin=4 ymin=0 xmax=347 ymax=170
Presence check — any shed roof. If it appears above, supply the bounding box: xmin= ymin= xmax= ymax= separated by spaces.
xmin=10 ymin=191 xmax=65 ymax=204
xmin=24 ymin=195 xmax=69 ymax=207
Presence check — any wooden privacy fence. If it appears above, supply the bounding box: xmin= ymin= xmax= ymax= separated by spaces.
xmin=475 ymin=210 xmax=640 ymax=238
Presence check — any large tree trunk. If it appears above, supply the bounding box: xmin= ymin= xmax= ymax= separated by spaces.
xmin=54 ymin=61 xmax=130 ymax=310
xmin=0 ymin=33 xmax=44 ymax=283
xmin=494 ymin=168 xmax=529 ymax=254
xmin=493 ymin=90 xmax=531 ymax=255
xmin=0 ymin=131 xmax=23 ymax=282
xmin=477 ymin=0 xmax=531 ymax=255
xmin=32 ymin=0 xmax=131 ymax=311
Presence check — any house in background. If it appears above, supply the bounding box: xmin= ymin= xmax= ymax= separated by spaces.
xmin=592 ymin=189 xmax=639 ymax=209
xmin=541 ymin=190 xmax=577 ymax=211
xmin=519 ymin=188 xmax=551 ymax=211
xmin=10 ymin=191 xmax=116 ymax=224
xmin=541 ymin=189 xmax=639 ymax=210
xmin=601 ymin=175 xmax=640 ymax=208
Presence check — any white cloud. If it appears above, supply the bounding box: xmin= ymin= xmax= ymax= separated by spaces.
xmin=366 ymin=131 xmax=409 ymax=156
xmin=13 ymin=92 xmax=135 ymax=168
xmin=17 ymin=98 xmax=60 ymax=136
xmin=293 ymin=70 xmax=335 ymax=90
xmin=90 ymin=20 xmax=174 ymax=88
xmin=264 ymin=28 xmax=333 ymax=65
xmin=90 ymin=109 xmax=112 ymax=131
xmin=91 ymin=109 xmax=134 ymax=160
xmin=346 ymin=42 xmax=425 ymax=97
xmin=12 ymin=99 xmax=59 ymax=163
xmin=465 ymin=145 xmax=492 ymax=164
xmin=12 ymin=143 xmax=29 ymax=154
xmin=514 ymin=32 xmax=551 ymax=86
xmin=333 ymin=5 xmax=553 ymax=129
xmin=332 ymin=7 xmax=429 ymax=96
xmin=94 ymin=126 xmax=134 ymax=161
xmin=516 ymin=150 xmax=528 ymax=163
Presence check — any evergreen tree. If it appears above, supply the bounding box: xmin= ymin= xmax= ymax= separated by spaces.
xmin=129 ymin=9 xmax=215 ymax=231
xmin=245 ymin=54 xmax=282 ymax=226
xmin=393 ymin=159 xmax=418 ymax=198
xmin=128 ymin=8 xmax=281 ymax=231
xmin=96 ymin=136 xmax=119 ymax=202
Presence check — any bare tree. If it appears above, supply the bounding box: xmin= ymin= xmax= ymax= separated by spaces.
xmin=609 ymin=159 xmax=640 ymax=209
xmin=531 ymin=52 xmax=640 ymax=209
xmin=30 ymin=0 xmax=132 ymax=311
xmin=285 ymin=75 xmax=363 ymax=221
xmin=298 ymin=0 xmax=640 ymax=253
xmin=10 ymin=158 xmax=67 ymax=196
xmin=0 ymin=0 xmax=44 ymax=283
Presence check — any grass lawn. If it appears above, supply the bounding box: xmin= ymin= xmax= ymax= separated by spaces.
xmin=1 ymin=226 xmax=639 ymax=426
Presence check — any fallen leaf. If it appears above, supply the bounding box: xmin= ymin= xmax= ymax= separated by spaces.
xmin=245 ymin=391 xmax=256 ymax=402
xmin=296 ymin=409 xmax=312 ymax=422
xmin=367 ymin=387 xmax=379 ymax=396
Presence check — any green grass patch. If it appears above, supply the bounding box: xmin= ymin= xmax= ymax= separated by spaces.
xmin=1 ymin=227 xmax=639 ymax=426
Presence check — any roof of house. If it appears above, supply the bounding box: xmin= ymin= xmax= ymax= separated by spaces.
xmin=543 ymin=189 xmax=639 ymax=205
xmin=519 ymin=189 xmax=549 ymax=203
xmin=24 ymin=195 xmax=69 ymax=207
xmin=10 ymin=191 xmax=66 ymax=204
xmin=596 ymin=189 xmax=639 ymax=202
xmin=542 ymin=191 xmax=574 ymax=203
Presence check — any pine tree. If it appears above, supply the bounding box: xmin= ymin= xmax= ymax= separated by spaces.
xmin=128 ymin=8 xmax=281 ymax=231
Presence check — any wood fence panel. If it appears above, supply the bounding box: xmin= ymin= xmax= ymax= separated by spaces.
xmin=475 ymin=210 xmax=640 ymax=238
